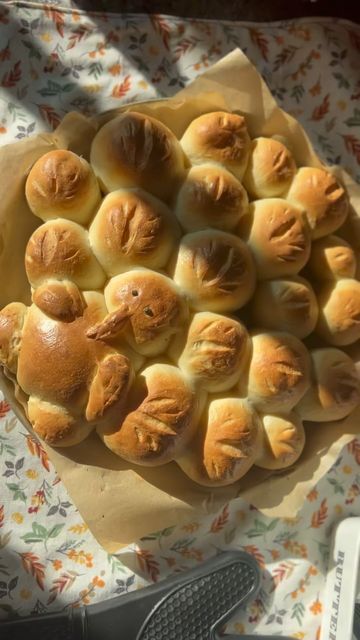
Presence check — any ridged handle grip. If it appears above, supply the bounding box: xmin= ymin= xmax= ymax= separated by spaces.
xmin=0 ymin=606 xmax=86 ymax=640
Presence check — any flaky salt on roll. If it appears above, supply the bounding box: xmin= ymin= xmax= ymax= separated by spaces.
xmin=175 ymin=312 xmax=251 ymax=392
xmin=287 ymin=167 xmax=349 ymax=239
xmin=180 ymin=111 xmax=251 ymax=180
xmin=25 ymin=150 xmax=101 ymax=225
xmin=297 ymin=348 xmax=360 ymax=421
xmin=243 ymin=137 xmax=296 ymax=199
xmin=173 ymin=230 xmax=256 ymax=312
xmin=98 ymin=363 xmax=202 ymax=466
xmin=307 ymin=235 xmax=357 ymax=281
xmin=255 ymin=412 xmax=305 ymax=470
xmin=12 ymin=291 xmax=133 ymax=446
xmin=247 ymin=331 xmax=311 ymax=413
xmin=240 ymin=198 xmax=311 ymax=280
xmin=251 ymin=276 xmax=319 ymax=339
xmin=90 ymin=111 xmax=186 ymax=202
xmin=89 ymin=188 xmax=180 ymax=276
xmin=176 ymin=397 xmax=260 ymax=486
xmin=93 ymin=269 xmax=188 ymax=356
xmin=174 ymin=164 xmax=248 ymax=233
xmin=25 ymin=219 xmax=106 ymax=291
xmin=316 ymin=278 xmax=360 ymax=346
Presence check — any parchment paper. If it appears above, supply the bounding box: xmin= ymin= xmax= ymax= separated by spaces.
xmin=0 ymin=49 xmax=359 ymax=551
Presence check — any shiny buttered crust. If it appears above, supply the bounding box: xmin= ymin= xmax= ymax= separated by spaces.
xmin=297 ymin=348 xmax=360 ymax=421
xmin=25 ymin=150 xmax=101 ymax=225
xmin=90 ymin=111 xmax=186 ymax=202
xmin=1 ymin=107 xmax=359 ymax=485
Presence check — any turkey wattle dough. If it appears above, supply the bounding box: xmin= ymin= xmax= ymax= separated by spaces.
xmin=172 ymin=229 xmax=256 ymax=312
xmin=90 ymin=111 xmax=186 ymax=202
xmin=25 ymin=149 xmax=101 ymax=225
xmin=89 ymin=188 xmax=180 ymax=275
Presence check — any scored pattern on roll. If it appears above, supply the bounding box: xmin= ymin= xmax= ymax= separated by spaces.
xmin=0 ymin=108 xmax=359 ymax=487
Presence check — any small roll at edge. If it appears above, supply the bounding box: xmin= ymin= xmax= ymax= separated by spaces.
xmin=316 ymin=278 xmax=360 ymax=346
xmin=176 ymin=397 xmax=261 ymax=486
xmin=255 ymin=412 xmax=305 ymax=470
xmin=296 ymin=347 xmax=360 ymax=422
xmin=307 ymin=234 xmax=357 ymax=281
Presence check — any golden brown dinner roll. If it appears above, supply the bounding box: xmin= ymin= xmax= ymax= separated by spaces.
xmin=247 ymin=331 xmax=311 ymax=413
xmin=16 ymin=292 xmax=134 ymax=446
xmin=241 ymin=198 xmax=311 ymax=280
xmin=100 ymin=269 xmax=188 ymax=356
xmin=25 ymin=149 xmax=101 ymax=225
xmin=0 ymin=302 xmax=28 ymax=374
xmin=175 ymin=312 xmax=251 ymax=392
xmin=90 ymin=111 xmax=186 ymax=202
xmin=88 ymin=188 xmax=180 ymax=276
xmin=98 ymin=363 xmax=202 ymax=465
xmin=287 ymin=167 xmax=349 ymax=239
xmin=316 ymin=278 xmax=360 ymax=346
xmin=251 ymin=276 xmax=319 ymax=339
xmin=297 ymin=348 xmax=360 ymax=421
xmin=172 ymin=230 xmax=256 ymax=312
xmin=180 ymin=111 xmax=251 ymax=180
xmin=307 ymin=234 xmax=357 ymax=281
xmin=176 ymin=397 xmax=260 ymax=486
xmin=243 ymin=137 xmax=296 ymax=199
xmin=174 ymin=164 xmax=248 ymax=233
xmin=255 ymin=412 xmax=305 ymax=470
xmin=25 ymin=219 xmax=106 ymax=291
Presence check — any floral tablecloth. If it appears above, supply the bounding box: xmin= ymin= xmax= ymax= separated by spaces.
xmin=0 ymin=3 xmax=360 ymax=638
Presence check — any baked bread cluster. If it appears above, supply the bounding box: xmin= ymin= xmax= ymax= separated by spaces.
xmin=1 ymin=109 xmax=359 ymax=487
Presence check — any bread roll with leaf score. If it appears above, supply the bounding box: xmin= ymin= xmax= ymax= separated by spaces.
xmin=243 ymin=137 xmax=296 ymax=199
xmin=176 ymin=397 xmax=261 ymax=487
xmin=0 ymin=302 xmax=28 ymax=374
xmin=173 ymin=230 xmax=256 ymax=312
xmin=241 ymin=198 xmax=311 ymax=280
xmin=90 ymin=111 xmax=186 ymax=202
xmin=25 ymin=149 xmax=101 ymax=225
xmin=89 ymin=188 xmax=180 ymax=276
xmin=287 ymin=167 xmax=349 ymax=239
xmin=247 ymin=331 xmax=311 ymax=413
xmin=174 ymin=164 xmax=248 ymax=233
xmin=180 ymin=111 xmax=251 ymax=181
xmin=307 ymin=234 xmax=357 ymax=280
xmin=251 ymin=276 xmax=319 ymax=339
xmin=98 ymin=363 xmax=203 ymax=466
xmin=297 ymin=348 xmax=360 ymax=421
xmin=15 ymin=290 xmax=134 ymax=446
xmin=94 ymin=269 xmax=188 ymax=357
xmin=255 ymin=412 xmax=305 ymax=470
xmin=316 ymin=278 xmax=360 ymax=346
xmin=176 ymin=311 xmax=251 ymax=392
xmin=25 ymin=218 xmax=106 ymax=290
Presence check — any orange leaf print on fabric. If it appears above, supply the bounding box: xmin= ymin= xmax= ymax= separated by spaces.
xmin=109 ymin=63 xmax=122 ymax=76
xmin=291 ymin=50 xmax=320 ymax=81
xmin=0 ymin=505 xmax=4 ymax=528
xmin=343 ymin=134 xmax=360 ymax=164
xmin=348 ymin=439 xmax=360 ymax=464
xmin=0 ymin=400 xmax=10 ymax=417
xmin=306 ymin=488 xmax=318 ymax=502
xmin=111 ymin=75 xmax=131 ymax=98
xmin=345 ymin=481 xmax=360 ymax=504
xmin=310 ymin=94 xmax=330 ymax=121
xmin=243 ymin=545 xmax=265 ymax=569
xmin=271 ymin=561 xmax=296 ymax=591
xmin=283 ymin=540 xmax=308 ymax=558
xmin=173 ymin=37 xmax=197 ymax=62
xmin=25 ymin=433 xmax=50 ymax=472
xmin=209 ymin=504 xmax=229 ymax=533
xmin=1 ymin=61 xmax=21 ymax=87
xmin=19 ymin=552 xmax=46 ymax=590
xmin=348 ymin=29 xmax=360 ymax=52
xmin=151 ymin=15 xmax=171 ymax=50
xmin=67 ymin=549 xmax=93 ymax=568
xmin=311 ymin=499 xmax=328 ymax=528
xmin=44 ymin=5 xmax=65 ymax=38
xmin=37 ymin=104 xmax=61 ymax=129
xmin=0 ymin=42 xmax=10 ymax=62
xmin=181 ymin=522 xmax=199 ymax=533
xmin=48 ymin=571 xmax=78 ymax=604
xmin=249 ymin=28 xmax=269 ymax=61
xmin=136 ymin=549 xmax=160 ymax=583
xmin=310 ymin=598 xmax=322 ymax=615
xmin=68 ymin=523 xmax=88 ymax=534
xmin=309 ymin=78 xmax=321 ymax=96
xmin=66 ymin=24 xmax=93 ymax=50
